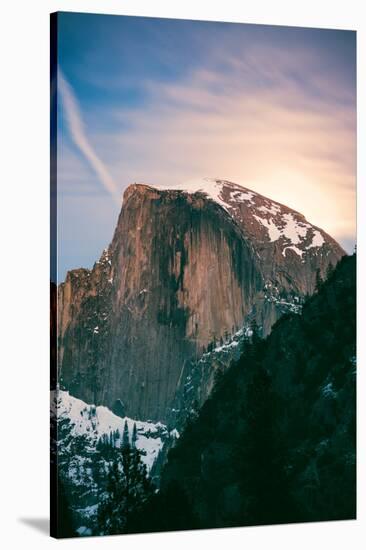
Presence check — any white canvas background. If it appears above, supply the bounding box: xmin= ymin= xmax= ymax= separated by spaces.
xmin=0 ymin=1 xmax=364 ymax=548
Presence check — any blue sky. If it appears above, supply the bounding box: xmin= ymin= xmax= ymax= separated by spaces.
xmin=56 ymin=12 xmax=356 ymax=282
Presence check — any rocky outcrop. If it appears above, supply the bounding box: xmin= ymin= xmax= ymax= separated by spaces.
xmin=58 ymin=179 xmax=345 ymax=422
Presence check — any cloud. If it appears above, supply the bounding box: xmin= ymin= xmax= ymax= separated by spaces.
xmin=59 ymin=38 xmax=356 ymax=254
xmin=58 ymin=70 xmax=120 ymax=203
xmin=88 ymin=47 xmax=355 ymax=248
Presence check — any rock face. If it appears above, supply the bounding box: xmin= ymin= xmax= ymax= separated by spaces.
xmin=58 ymin=178 xmax=345 ymax=422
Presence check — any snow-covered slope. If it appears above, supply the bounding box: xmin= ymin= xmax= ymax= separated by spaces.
xmin=150 ymin=177 xmax=333 ymax=261
xmin=51 ymin=390 xmax=177 ymax=535
xmin=51 ymin=390 xmax=172 ymax=470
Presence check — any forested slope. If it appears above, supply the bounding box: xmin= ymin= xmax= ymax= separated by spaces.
xmin=129 ymin=254 xmax=356 ymax=532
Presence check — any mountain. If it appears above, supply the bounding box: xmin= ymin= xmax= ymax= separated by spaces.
xmin=129 ymin=253 xmax=356 ymax=532
xmin=57 ymin=178 xmax=345 ymax=423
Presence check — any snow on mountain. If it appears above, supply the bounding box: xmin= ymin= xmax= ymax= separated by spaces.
xmin=52 ymin=390 xmax=170 ymax=470
xmin=51 ymin=390 xmax=178 ymax=534
xmin=152 ymin=177 xmax=256 ymax=215
xmin=59 ymin=179 xmax=344 ymax=427
xmin=150 ymin=177 xmax=329 ymax=260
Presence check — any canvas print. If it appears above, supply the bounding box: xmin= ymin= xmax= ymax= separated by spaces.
xmin=50 ymin=12 xmax=356 ymax=538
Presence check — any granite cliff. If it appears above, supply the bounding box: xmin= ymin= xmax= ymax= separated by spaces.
xmin=58 ymin=178 xmax=345 ymax=422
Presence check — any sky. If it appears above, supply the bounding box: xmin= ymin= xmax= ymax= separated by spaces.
xmin=56 ymin=12 xmax=356 ymax=282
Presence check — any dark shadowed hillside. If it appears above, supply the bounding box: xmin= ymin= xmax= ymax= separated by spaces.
xmin=128 ymin=253 xmax=356 ymax=533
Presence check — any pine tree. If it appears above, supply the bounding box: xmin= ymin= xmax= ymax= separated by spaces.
xmin=122 ymin=420 xmax=129 ymax=448
xmin=97 ymin=440 xmax=155 ymax=535
xmin=97 ymin=453 xmax=127 ymax=534
xmin=132 ymin=423 xmax=138 ymax=447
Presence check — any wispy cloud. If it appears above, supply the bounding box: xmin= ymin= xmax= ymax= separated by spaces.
xmin=58 ymin=70 xmax=120 ymax=203
xmin=89 ymin=47 xmax=355 ymax=246
xmin=57 ymin=23 xmax=356 ymax=281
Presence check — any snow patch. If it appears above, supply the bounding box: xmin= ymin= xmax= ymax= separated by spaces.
xmin=152 ymin=177 xmax=256 ymax=216
xmin=257 ymin=203 xmax=281 ymax=216
xmin=255 ymin=210 xmax=324 ymax=255
xmin=148 ymin=178 xmax=326 ymax=254
xmin=282 ymin=245 xmax=304 ymax=258
xmin=281 ymin=213 xmax=309 ymax=245
xmin=76 ymin=504 xmax=98 ymax=520
xmin=253 ymin=215 xmax=282 ymax=242
xmin=76 ymin=526 xmax=92 ymax=537
xmin=53 ymin=390 xmax=167 ymax=471
xmin=322 ymin=382 xmax=337 ymax=399
xmin=227 ymin=189 xmax=255 ymax=203
xmin=307 ymin=230 xmax=325 ymax=249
